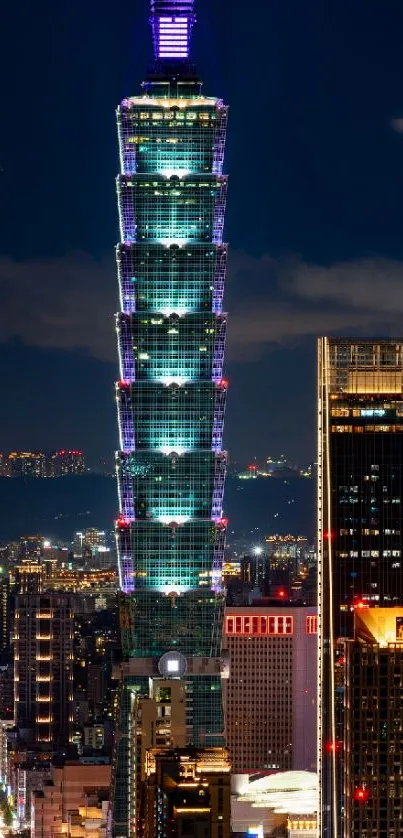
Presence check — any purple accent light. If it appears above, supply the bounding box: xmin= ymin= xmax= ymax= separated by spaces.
xmin=212 ymin=317 xmax=227 ymax=382
xmin=117 ymin=386 xmax=136 ymax=452
xmin=211 ymin=454 xmax=227 ymax=519
xmin=212 ymin=108 xmax=229 ymax=176
xmin=119 ymin=555 xmax=135 ymax=593
xmin=212 ymin=179 xmax=228 ymax=245
xmin=117 ymin=315 xmax=136 ymax=381
xmin=212 ymin=246 xmax=227 ymax=315
xmin=150 ymin=1 xmax=195 ymax=60
xmin=118 ymin=466 xmax=135 ymax=519
xmin=212 ymin=525 xmax=226 ymax=594
xmin=211 ymin=386 xmax=226 ymax=451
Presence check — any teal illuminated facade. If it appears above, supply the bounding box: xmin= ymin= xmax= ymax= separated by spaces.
xmin=110 ymin=2 xmax=228 ymax=835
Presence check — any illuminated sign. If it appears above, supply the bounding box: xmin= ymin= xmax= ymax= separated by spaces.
xmin=225 ymin=615 xmax=293 ymax=636
xmin=306 ymin=615 xmax=318 ymax=635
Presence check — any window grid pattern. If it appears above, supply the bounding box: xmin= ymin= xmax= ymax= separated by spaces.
xmin=116 ymin=450 xmax=226 ymax=521
xmin=116 ymin=381 xmax=227 ymax=453
xmin=116 ymin=243 xmax=227 ymax=315
xmin=319 ymin=338 xmax=403 ymax=838
xmin=116 ymin=555 xmax=224 ymax=657
xmin=117 ymin=101 xmax=227 ymax=176
xmin=117 ymin=313 xmax=226 ymax=382
xmin=225 ymin=635 xmax=293 ymax=773
xmin=117 ymin=175 xmax=227 ymax=245
xmin=117 ymin=520 xmax=225 ymax=599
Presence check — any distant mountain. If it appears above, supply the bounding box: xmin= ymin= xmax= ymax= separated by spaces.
xmin=0 ymin=474 xmax=315 ymax=543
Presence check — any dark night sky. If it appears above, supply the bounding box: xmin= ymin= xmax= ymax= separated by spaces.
xmin=1 ymin=0 xmax=403 ymax=468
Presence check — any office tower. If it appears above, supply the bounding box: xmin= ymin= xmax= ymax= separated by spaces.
xmin=111 ymin=1 xmax=228 ymax=834
xmin=17 ymin=535 xmax=44 ymax=563
xmin=14 ymin=593 xmax=74 ymax=745
xmin=344 ymin=607 xmax=403 ymax=838
xmin=0 ymin=572 xmax=11 ymax=655
xmin=47 ymin=449 xmax=85 ymax=476
xmin=122 ymin=678 xmax=187 ymax=832
xmin=223 ymin=605 xmax=317 ymax=774
xmin=240 ymin=553 xmax=270 ymax=592
xmin=7 ymin=452 xmax=46 ymax=477
xmin=318 ymin=338 xmax=403 ymax=837
xmin=0 ymin=665 xmax=13 ymax=719
xmin=143 ymin=747 xmax=231 ymax=838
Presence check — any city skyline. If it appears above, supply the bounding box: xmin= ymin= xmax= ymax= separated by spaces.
xmin=1 ymin=0 xmax=403 ymax=466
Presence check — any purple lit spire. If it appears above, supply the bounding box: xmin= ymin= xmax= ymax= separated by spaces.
xmin=150 ymin=0 xmax=196 ymax=60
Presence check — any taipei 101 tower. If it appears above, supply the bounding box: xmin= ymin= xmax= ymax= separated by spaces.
xmin=110 ymin=1 xmax=229 ymax=833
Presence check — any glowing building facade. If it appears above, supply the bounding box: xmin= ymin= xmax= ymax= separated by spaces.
xmin=110 ymin=2 xmax=228 ymax=835
xmin=318 ymin=339 xmax=403 ymax=838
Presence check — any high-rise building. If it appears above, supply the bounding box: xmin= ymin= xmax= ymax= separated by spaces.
xmin=143 ymin=747 xmax=231 ymax=838
xmin=0 ymin=572 xmax=11 ymax=655
xmin=14 ymin=593 xmax=74 ymax=745
xmin=344 ymin=607 xmax=403 ymax=838
xmin=47 ymin=449 xmax=85 ymax=476
xmin=223 ymin=605 xmax=317 ymax=774
xmin=7 ymin=452 xmax=46 ymax=477
xmin=111 ymin=1 xmax=229 ymax=835
xmin=318 ymin=338 xmax=403 ymax=837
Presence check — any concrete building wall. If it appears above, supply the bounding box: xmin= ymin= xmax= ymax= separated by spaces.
xmin=223 ymin=606 xmax=317 ymax=774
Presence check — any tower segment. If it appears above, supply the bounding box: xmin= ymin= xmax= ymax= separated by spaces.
xmin=110 ymin=2 xmax=229 ymax=834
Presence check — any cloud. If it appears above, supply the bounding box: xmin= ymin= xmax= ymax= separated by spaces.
xmin=0 ymin=252 xmax=116 ymax=362
xmin=226 ymin=252 xmax=403 ymax=358
xmin=1 ymin=249 xmax=403 ymax=364
xmin=390 ymin=118 xmax=403 ymax=134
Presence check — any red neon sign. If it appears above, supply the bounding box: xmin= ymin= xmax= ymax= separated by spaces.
xmin=225 ymin=615 xmax=294 ymax=636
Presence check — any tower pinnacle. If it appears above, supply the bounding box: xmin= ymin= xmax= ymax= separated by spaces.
xmin=150 ymin=0 xmax=196 ymax=61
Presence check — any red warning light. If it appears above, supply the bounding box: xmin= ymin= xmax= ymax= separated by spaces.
xmin=354 ymin=598 xmax=369 ymax=610
xmin=353 ymin=787 xmax=370 ymax=803
xmin=278 ymin=589 xmax=286 ymax=599
xmin=326 ymin=740 xmax=342 ymax=753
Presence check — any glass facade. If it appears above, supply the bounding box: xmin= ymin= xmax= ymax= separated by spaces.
xmin=318 ymin=339 xmax=403 ymax=838
xmin=110 ymin=3 xmax=228 ymax=835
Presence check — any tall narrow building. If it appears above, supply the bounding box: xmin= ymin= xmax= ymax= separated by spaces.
xmin=111 ymin=2 xmax=229 ymax=835
xmin=14 ymin=593 xmax=74 ymax=745
xmin=318 ymin=338 xmax=403 ymax=838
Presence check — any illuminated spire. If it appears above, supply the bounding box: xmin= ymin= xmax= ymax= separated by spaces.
xmin=150 ymin=0 xmax=196 ymax=61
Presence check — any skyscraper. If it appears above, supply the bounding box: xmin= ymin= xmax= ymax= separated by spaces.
xmin=14 ymin=593 xmax=74 ymax=745
xmin=223 ymin=605 xmax=317 ymax=775
xmin=111 ymin=2 xmax=229 ymax=834
xmin=318 ymin=338 xmax=403 ymax=837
